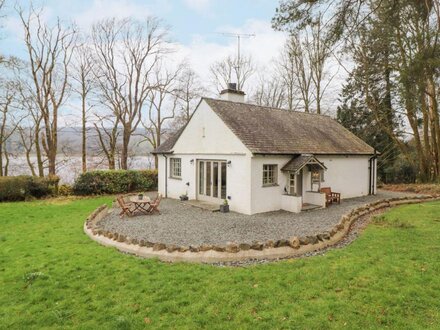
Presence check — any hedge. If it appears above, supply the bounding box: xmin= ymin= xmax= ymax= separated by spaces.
xmin=0 ymin=175 xmax=59 ymax=202
xmin=72 ymin=170 xmax=158 ymax=195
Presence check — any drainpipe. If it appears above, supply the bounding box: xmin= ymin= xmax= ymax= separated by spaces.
xmin=369 ymin=149 xmax=377 ymax=195
xmin=164 ymin=154 xmax=168 ymax=198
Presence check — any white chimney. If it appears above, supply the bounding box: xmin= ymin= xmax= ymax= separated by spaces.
xmin=220 ymin=83 xmax=245 ymax=102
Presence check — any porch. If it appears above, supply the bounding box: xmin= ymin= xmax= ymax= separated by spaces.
xmin=280 ymin=154 xmax=328 ymax=213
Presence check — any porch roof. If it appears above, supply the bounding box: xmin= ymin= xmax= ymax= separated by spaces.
xmin=281 ymin=154 xmax=327 ymax=174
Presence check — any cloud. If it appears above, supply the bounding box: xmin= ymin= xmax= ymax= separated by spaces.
xmin=183 ymin=0 xmax=212 ymax=13
xmin=173 ymin=19 xmax=286 ymax=94
xmin=73 ymin=0 xmax=156 ymax=31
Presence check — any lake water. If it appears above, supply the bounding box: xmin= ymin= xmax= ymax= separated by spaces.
xmin=7 ymin=155 xmax=155 ymax=184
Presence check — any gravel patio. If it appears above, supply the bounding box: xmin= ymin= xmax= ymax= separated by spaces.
xmin=99 ymin=190 xmax=415 ymax=247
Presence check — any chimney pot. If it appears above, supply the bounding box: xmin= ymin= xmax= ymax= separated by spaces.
xmin=220 ymin=83 xmax=245 ymax=102
xmin=227 ymin=82 xmax=237 ymax=90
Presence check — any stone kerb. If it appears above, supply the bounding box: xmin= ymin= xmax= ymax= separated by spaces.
xmin=84 ymin=195 xmax=440 ymax=263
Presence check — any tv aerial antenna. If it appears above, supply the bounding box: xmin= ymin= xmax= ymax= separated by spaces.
xmin=218 ymin=32 xmax=256 ymax=71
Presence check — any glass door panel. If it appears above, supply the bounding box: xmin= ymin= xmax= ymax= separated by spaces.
xmin=213 ymin=162 xmax=219 ymax=198
xmin=206 ymin=161 xmax=211 ymax=196
xmin=199 ymin=161 xmax=204 ymax=195
xmin=221 ymin=162 xmax=227 ymax=199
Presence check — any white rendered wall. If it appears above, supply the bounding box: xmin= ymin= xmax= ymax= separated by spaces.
xmin=303 ymin=191 xmax=326 ymax=207
xmin=250 ymin=155 xmax=291 ymax=214
xmin=314 ymin=155 xmax=372 ymax=198
xmin=281 ymin=195 xmax=302 ymax=213
xmin=172 ymin=100 xmax=250 ymax=155
xmin=160 ymin=100 xmax=253 ymax=214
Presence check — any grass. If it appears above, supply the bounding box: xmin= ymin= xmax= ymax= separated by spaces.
xmin=1 ymin=197 xmax=440 ymax=329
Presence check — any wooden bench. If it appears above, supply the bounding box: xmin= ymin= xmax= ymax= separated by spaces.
xmin=320 ymin=187 xmax=341 ymax=207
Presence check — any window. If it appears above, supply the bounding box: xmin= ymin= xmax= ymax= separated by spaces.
xmin=263 ymin=164 xmax=278 ymax=186
xmin=170 ymin=158 xmax=181 ymax=178
xmin=311 ymin=168 xmax=321 ymax=184
xmin=289 ymin=173 xmax=296 ymax=195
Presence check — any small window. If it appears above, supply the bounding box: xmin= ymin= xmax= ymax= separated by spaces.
xmin=263 ymin=164 xmax=278 ymax=186
xmin=170 ymin=158 xmax=181 ymax=178
xmin=311 ymin=168 xmax=322 ymax=184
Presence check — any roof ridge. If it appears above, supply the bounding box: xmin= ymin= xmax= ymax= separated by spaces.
xmin=202 ymin=97 xmax=332 ymax=118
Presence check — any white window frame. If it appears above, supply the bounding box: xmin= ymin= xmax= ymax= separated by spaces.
xmin=170 ymin=158 xmax=182 ymax=179
xmin=289 ymin=172 xmax=297 ymax=195
xmin=262 ymin=164 xmax=278 ymax=186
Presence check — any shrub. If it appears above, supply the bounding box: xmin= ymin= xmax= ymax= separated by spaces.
xmin=72 ymin=170 xmax=158 ymax=195
xmin=58 ymin=184 xmax=73 ymax=196
xmin=0 ymin=176 xmax=55 ymax=202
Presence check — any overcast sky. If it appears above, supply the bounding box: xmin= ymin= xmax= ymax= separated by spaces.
xmin=1 ymin=0 xmax=286 ymax=87
xmin=0 ymin=0 xmax=345 ymax=126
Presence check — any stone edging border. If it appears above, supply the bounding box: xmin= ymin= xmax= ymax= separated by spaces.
xmin=84 ymin=195 xmax=440 ymax=263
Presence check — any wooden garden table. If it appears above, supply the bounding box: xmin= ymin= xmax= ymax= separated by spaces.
xmin=129 ymin=196 xmax=151 ymax=215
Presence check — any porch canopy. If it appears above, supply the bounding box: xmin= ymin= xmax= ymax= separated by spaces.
xmin=281 ymin=154 xmax=327 ymax=174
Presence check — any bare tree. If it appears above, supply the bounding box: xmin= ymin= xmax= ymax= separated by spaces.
xmin=91 ymin=17 xmax=169 ymax=170
xmin=210 ymin=54 xmax=255 ymax=93
xmin=285 ymin=34 xmax=313 ymax=112
xmin=174 ymin=66 xmax=205 ymax=125
xmin=275 ymin=45 xmax=301 ymax=111
xmin=0 ymin=85 xmax=14 ymax=176
xmin=307 ymin=13 xmax=335 ymax=114
xmin=72 ymin=40 xmax=94 ymax=173
xmin=17 ymin=120 xmax=37 ymax=176
xmin=252 ymin=73 xmax=287 ymax=109
xmin=15 ymin=74 xmax=46 ymax=177
xmin=18 ymin=7 xmax=77 ymax=176
xmin=143 ymin=63 xmax=182 ymax=169
xmin=93 ymin=113 xmax=121 ymax=170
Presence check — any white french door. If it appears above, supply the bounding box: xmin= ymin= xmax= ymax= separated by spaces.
xmin=197 ymin=160 xmax=227 ymax=202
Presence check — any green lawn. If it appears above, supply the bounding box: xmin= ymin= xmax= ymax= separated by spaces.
xmin=1 ymin=197 xmax=440 ymax=329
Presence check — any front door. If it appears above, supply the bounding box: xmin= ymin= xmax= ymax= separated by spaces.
xmin=289 ymin=170 xmax=303 ymax=196
xmin=197 ymin=160 xmax=227 ymax=202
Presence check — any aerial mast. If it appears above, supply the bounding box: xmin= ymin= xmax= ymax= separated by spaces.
xmin=218 ymin=32 xmax=255 ymax=86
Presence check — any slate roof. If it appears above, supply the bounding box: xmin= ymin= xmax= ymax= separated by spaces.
xmin=281 ymin=155 xmax=327 ymax=173
xmin=153 ymin=98 xmax=375 ymax=155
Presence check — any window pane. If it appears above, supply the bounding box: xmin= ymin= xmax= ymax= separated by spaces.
xmin=170 ymin=158 xmax=181 ymax=178
xmin=221 ymin=162 xmax=227 ymax=199
xmin=199 ymin=161 xmax=204 ymax=195
xmin=289 ymin=173 xmax=295 ymax=195
xmin=213 ymin=162 xmax=219 ymax=198
xmin=263 ymin=164 xmax=277 ymax=185
xmin=206 ymin=161 xmax=211 ymax=196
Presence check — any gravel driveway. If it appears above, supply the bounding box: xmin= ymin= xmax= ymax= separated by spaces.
xmin=98 ymin=190 xmax=415 ymax=246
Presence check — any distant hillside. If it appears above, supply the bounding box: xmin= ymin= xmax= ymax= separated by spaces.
xmin=6 ymin=126 xmax=155 ymax=156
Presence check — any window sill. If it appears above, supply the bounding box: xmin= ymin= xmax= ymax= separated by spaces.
xmin=262 ymin=183 xmax=279 ymax=188
xmin=169 ymin=176 xmax=182 ymax=180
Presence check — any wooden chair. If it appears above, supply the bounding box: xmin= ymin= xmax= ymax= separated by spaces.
xmin=147 ymin=193 xmax=162 ymax=214
xmin=117 ymin=196 xmax=135 ymax=218
xmin=320 ymin=187 xmax=341 ymax=207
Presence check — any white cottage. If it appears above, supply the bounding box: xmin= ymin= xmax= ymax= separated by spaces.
xmin=153 ymin=87 xmax=377 ymax=215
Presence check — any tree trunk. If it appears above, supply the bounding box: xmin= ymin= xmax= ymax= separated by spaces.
xmin=108 ymin=155 xmax=116 ymax=170
xmin=35 ymin=131 xmax=44 ymax=177
xmin=0 ymin=143 xmax=3 ymax=177
xmin=121 ymin=129 xmax=130 ymax=170
xmin=82 ymin=94 xmax=87 ymax=173
xmin=25 ymin=148 xmax=36 ymax=176
xmin=4 ymin=150 xmax=9 ymax=176
xmin=48 ymin=150 xmax=56 ymax=176
xmin=427 ymin=77 xmax=440 ymax=179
